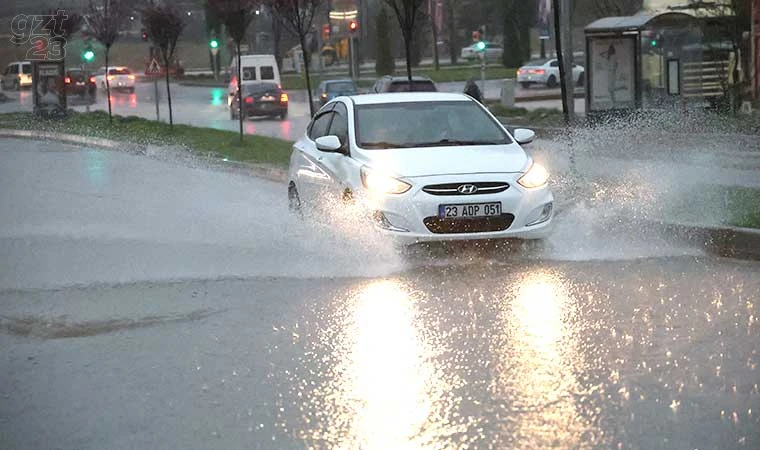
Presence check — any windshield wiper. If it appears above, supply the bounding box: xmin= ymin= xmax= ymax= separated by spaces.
xmin=414 ymin=139 xmax=505 ymax=147
xmin=360 ymin=141 xmax=408 ymax=149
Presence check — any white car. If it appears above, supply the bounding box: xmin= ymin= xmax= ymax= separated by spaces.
xmin=517 ymin=58 xmax=584 ymax=88
xmin=287 ymin=92 xmax=554 ymax=245
xmin=92 ymin=66 xmax=135 ymax=93
xmin=460 ymin=43 xmax=504 ymax=62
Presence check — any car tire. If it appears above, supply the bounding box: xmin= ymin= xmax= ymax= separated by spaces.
xmin=520 ymin=82 xmax=531 ymax=89
xmin=577 ymin=73 xmax=584 ymax=87
xmin=128 ymin=87 xmax=135 ymax=94
xmin=279 ymin=111 xmax=288 ymax=121
xmin=230 ymin=107 xmax=237 ymax=120
xmin=546 ymin=75 xmax=557 ymax=88
xmin=13 ymin=79 xmax=20 ymax=91
xmin=288 ymin=183 xmax=302 ymax=217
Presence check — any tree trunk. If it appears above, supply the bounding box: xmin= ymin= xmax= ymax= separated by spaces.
xmin=164 ymin=55 xmax=173 ymax=128
xmin=445 ymin=0 xmax=457 ymax=65
xmin=105 ymin=46 xmax=112 ymax=124
xmin=237 ymin=42 xmax=243 ymax=142
xmin=552 ymin=0 xmax=569 ymax=124
xmin=404 ymin=31 xmax=413 ymax=81
xmin=432 ymin=14 xmax=439 ymax=71
xmin=301 ymin=34 xmax=315 ymax=117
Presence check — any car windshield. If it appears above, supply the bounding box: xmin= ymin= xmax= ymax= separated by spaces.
xmin=356 ymin=101 xmax=511 ymax=149
xmin=243 ymin=83 xmax=280 ymax=95
xmin=326 ymin=82 xmax=356 ymax=93
xmin=109 ymin=68 xmax=131 ymax=75
xmin=388 ymin=80 xmax=436 ymax=92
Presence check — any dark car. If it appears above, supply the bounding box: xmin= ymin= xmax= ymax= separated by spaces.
xmin=317 ymin=79 xmax=359 ymax=105
xmin=230 ymin=82 xmax=289 ymax=120
xmin=371 ymin=75 xmax=437 ymax=93
xmin=64 ymin=69 xmax=97 ymax=99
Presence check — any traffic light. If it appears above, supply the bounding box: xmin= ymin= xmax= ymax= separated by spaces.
xmin=349 ymin=20 xmax=358 ymax=33
xmin=475 ymin=40 xmax=487 ymax=51
xmin=82 ymin=47 xmax=95 ymax=62
xmin=141 ymin=29 xmax=148 ymax=41
xmin=472 ymin=30 xmax=480 ymax=43
xmin=209 ymin=38 xmax=219 ymax=49
xmin=322 ymin=24 xmax=331 ymax=41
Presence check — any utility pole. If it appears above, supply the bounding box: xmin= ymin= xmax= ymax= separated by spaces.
xmin=552 ymin=0 xmax=574 ymax=123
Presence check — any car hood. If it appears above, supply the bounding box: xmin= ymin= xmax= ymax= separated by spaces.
xmin=355 ymin=144 xmax=529 ymax=178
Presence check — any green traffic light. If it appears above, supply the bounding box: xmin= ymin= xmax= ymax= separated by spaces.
xmin=650 ymin=39 xmax=657 ymax=47
xmin=475 ymin=41 xmax=486 ymax=51
xmin=83 ymin=49 xmax=95 ymax=62
xmin=209 ymin=39 xmax=219 ymax=49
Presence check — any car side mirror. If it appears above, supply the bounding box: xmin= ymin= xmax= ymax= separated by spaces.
xmin=315 ymin=135 xmax=344 ymax=153
xmin=513 ymin=128 xmax=535 ymax=145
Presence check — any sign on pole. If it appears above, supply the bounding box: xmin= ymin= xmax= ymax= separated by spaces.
xmin=145 ymin=57 xmax=164 ymax=77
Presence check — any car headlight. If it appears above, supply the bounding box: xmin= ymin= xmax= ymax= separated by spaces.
xmin=360 ymin=166 xmax=411 ymax=195
xmin=517 ymin=162 xmax=549 ymax=189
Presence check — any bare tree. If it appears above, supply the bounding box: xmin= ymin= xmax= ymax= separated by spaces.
xmin=141 ymin=3 xmax=185 ymax=129
xmin=84 ymin=0 xmax=129 ymax=123
xmin=591 ymin=0 xmax=642 ymax=17
xmin=382 ymin=0 xmax=425 ymax=81
xmin=265 ymin=0 xmax=323 ymax=118
xmin=208 ymin=0 xmax=260 ymax=141
xmin=442 ymin=0 xmax=457 ymax=64
xmin=43 ymin=9 xmax=83 ymax=70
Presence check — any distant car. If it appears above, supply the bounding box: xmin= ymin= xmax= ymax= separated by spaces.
xmin=229 ymin=82 xmax=288 ymax=120
xmin=460 ymin=43 xmax=504 ymax=62
xmin=64 ymin=69 xmax=97 ymax=99
xmin=93 ymin=66 xmax=135 ymax=93
xmin=317 ymin=79 xmax=359 ymax=106
xmin=516 ymin=58 xmax=584 ymax=89
xmin=371 ymin=75 xmax=437 ymax=93
xmin=1 ymin=61 xmax=32 ymax=90
xmin=287 ymin=92 xmax=553 ymax=244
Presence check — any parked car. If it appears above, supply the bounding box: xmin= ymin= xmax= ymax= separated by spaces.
xmin=229 ymin=82 xmax=289 ymax=120
xmin=517 ymin=58 xmax=584 ymax=88
xmin=287 ymin=92 xmax=553 ymax=244
xmin=64 ymin=69 xmax=97 ymax=99
xmin=371 ymin=75 xmax=437 ymax=93
xmin=93 ymin=66 xmax=136 ymax=93
xmin=317 ymin=79 xmax=359 ymax=106
xmin=460 ymin=43 xmax=504 ymax=62
xmin=1 ymin=61 xmax=33 ymax=90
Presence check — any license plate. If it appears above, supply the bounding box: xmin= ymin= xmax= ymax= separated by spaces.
xmin=439 ymin=202 xmax=501 ymax=218
xmin=261 ymin=96 xmax=275 ymax=102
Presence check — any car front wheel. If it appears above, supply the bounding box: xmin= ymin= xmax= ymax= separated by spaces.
xmin=546 ymin=75 xmax=557 ymax=88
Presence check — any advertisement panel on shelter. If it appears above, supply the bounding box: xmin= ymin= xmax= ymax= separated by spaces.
xmin=32 ymin=60 xmax=66 ymax=115
xmin=589 ymin=37 xmax=636 ymax=110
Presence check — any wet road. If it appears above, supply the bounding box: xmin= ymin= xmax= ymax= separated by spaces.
xmin=1 ymin=139 xmax=759 ymax=449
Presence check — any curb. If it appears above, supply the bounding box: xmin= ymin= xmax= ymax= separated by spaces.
xmin=0 ymin=128 xmax=289 ymax=185
xmin=652 ymin=221 xmax=760 ymax=261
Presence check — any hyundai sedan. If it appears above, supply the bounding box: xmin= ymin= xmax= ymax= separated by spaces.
xmin=287 ymin=92 xmax=553 ymax=244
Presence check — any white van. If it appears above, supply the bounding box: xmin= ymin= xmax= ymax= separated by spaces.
xmin=228 ymin=54 xmax=281 ymax=105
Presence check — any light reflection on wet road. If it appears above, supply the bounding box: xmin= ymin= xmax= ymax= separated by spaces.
xmin=0 ymin=139 xmax=758 ymax=450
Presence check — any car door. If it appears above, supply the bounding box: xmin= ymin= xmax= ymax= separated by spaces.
xmin=292 ymin=104 xmax=335 ymax=206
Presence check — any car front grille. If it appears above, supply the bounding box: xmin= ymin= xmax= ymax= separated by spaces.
xmin=422 ymin=182 xmax=509 ymax=196
xmin=423 ymin=214 xmax=515 ymax=234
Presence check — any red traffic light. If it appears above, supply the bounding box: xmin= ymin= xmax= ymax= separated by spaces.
xmin=141 ymin=30 xmax=148 ymax=41
xmin=472 ymin=30 xmax=480 ymax=42
xmin=349 ymin=20 xmax=358 ymax=33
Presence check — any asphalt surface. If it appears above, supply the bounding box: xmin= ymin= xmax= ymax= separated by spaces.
xmin=1 ymin=138 xmax=759 ymax=449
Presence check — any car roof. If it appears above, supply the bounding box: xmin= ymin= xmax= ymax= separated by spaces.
xmin=350 ymin=92 xmax=471 ymax=105
xmin=384 ymin=75 xmax=434 ymax=82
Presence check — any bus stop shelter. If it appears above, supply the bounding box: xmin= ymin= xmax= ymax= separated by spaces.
xmin=584 ymin=11 xmax=732 ymax=117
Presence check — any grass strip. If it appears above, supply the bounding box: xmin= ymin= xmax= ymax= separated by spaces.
xmin=0 ymin=111 xmax=292 ymax=167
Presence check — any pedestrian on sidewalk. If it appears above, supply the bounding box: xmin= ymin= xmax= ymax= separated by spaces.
xmin=464 ymin=78 xmax=483 ymax=103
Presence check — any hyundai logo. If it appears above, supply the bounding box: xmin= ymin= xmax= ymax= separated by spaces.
xmin=457 ymin=184 xmax=478 ymax=194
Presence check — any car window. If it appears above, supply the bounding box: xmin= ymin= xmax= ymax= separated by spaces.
xmin=241 ymin=67 xmax=256 ymax=81
xmin=21 ymin=64 xmax=31 ymax=74
xmin=109 ymin=68 xmax=131 ymax=75
xmin=243 ymin=83 xmax=280 ymax=96
xmin=2 ymin=65 xmax=8 ymax=76
xmin=308 ymin=110 xmax=334 ymax=140
xmin=388 ymin=80 xmax=437 ymax=92
xmin=326 ymin=82 xmax=356 ymax=93
xmin=549 ymin=60 xmax=559 ymax=67
xmin=356 ymin=101 xmax=511 ymax=148
xmin=327 ymin=102 xmax=349 ymax=145
xmin=260 ymin=66 xmax=275 ymax=80
xmin=11 ymin=64 xmax=19 ymax=74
